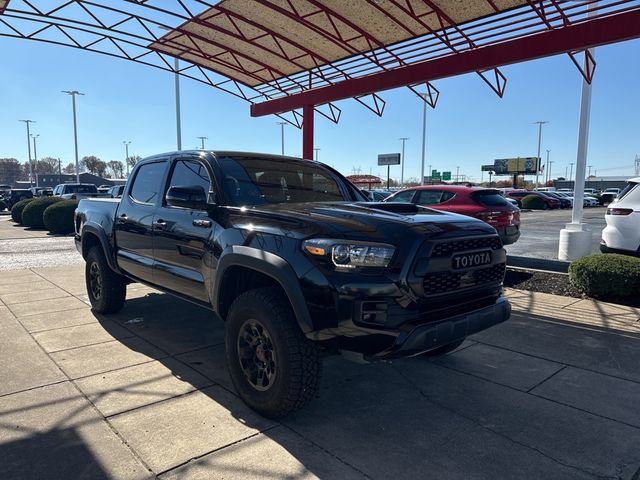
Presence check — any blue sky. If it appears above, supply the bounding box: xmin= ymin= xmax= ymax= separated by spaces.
xmin=1 ymin=34 xmax=639 ymax=182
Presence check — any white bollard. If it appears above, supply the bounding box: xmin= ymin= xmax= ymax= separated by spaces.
xmin=558 ymin=223 xmax=592 ymax=261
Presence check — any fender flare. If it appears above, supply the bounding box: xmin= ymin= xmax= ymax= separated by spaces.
xmin=81 ymin=224 xmax=119 ymax=272
xmin=214 ymin=246 xmax=313 ymax=333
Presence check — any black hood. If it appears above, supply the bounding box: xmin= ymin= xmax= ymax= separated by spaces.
xmin=225 ymin=202 xmax=496 ymax=243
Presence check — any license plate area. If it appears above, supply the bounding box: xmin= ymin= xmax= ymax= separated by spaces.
xmin=452 ymin=250 xmax=492 ymax=270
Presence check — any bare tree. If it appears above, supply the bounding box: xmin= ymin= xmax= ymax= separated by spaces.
xmin=0 ymin=158 xmax=22 ymax=185
xmin=63 ymin=163 xmax=76 ymax=174
xmin=107 ymin=160 xmax=124 ymax=178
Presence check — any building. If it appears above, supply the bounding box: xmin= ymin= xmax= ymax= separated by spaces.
xmin=554 ymin=176 xmax=632 ymax=191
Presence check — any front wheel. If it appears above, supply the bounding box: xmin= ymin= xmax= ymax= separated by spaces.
xmin=225 ymin=287 xmax=321 ymax=418
xmin=85 ymin=246 xmax=126 ymax=314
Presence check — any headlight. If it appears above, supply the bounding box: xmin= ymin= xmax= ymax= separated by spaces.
xmin=302 ymin=239 xmax=395 ymax=269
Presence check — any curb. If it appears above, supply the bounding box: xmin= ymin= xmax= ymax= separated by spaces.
xmin=507 ymin=255 xmax=570 ymax=273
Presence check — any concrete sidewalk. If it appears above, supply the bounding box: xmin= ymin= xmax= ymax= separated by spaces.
xmin=1 ymin=265 xmax=640 ymax=479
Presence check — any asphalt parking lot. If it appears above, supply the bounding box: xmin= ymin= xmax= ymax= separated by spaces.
xmin=505 ymin=207 xmax=606 ymax=259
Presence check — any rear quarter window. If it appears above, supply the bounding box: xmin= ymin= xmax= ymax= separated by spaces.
xmin=472 ymin=191 xmax=511 ymax=206
xmin=617 ymin=182 xmax=639 ymax=202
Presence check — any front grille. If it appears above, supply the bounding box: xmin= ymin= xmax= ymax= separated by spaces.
xmin=431 ymin=236 xmax=502 ymax=257
xmin=423 ymin=263 xmax=505 ymax=296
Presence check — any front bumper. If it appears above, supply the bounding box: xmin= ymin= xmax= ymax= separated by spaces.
xmin=370 ymin=297 xmax=510 ymax=360
xmin=497 ymin=226 xmax=520 ymax=245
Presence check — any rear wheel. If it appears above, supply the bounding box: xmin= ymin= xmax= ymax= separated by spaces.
xmin=85 ymin=246 xmax=126 ymax=314
xmin=420 ymin=338 xmax=465 ymax=357
xmin=225 ymin=287 xmax=321 ymax=418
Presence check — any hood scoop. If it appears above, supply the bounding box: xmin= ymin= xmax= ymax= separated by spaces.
xmin=356 ymin=202 xmax=426 ymax=214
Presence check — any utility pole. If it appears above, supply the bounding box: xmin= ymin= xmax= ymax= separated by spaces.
xmin=314 ymin=148 xmax=320 ymax=162
xmin=19 ymin=120 xmax=35 ymax=186
xmin=62 ymin=90 xmax=84 ymax=183
xmin=277 ymin=122 xmax=286 ymax=155
xmin=420 ymin=96 xmax=427 ymax=185
xmin=533 ymin=121 xmax=549 ymax=186
xmin=123 ymin=141 xmax=131 ymax=177
xmin=399 ymin=137 xmax=409 ymax=186
xmin=197 ymin=136 xmax=208 ymax=150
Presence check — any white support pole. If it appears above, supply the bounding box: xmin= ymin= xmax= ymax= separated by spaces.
xmin=558 ymin=4 xmax=596 ymax=261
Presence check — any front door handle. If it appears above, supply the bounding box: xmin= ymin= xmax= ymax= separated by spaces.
xmin=154 ymin=219 xmax=167 ymax=229
xmin=193 ymin=219 xmax=212 ymax=228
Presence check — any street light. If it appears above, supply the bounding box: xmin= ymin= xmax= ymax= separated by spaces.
xmin=456 ymin=166 xmax=460 ymax=183
xmin=313 ymin=148 xmax=320 ymax=162
xmin=123 ymin=141 xmax=131 ymax=177
xmin=399 ymin=137 xmax=409 ymax=186
xmin=31 ymin=133 xmax=40 ymax=186
xmin=533 ymin=120 xmax=549 ymax=186
xmin=19 ymin=120 xmax=35 ymax=186
xmin=545 ymin=149 xmax=551 ymax=184
xmin=197 ymin=136 xmax=208 ymax=150
xmin=62 ymin=90 xmax=84 ymax=183
xmin=569 ymin=162 xmax=575 ymax=183
xmin=277 ymin=122 xmax=286 ymax=155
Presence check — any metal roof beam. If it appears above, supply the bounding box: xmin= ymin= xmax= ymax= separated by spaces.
xmin=251 ymin=8 xmax=640 ymax=117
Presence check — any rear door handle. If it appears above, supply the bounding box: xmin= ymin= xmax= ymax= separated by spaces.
xmin=193 ymin=219 xmax=212 ymax=228
xmin=119 ymin=213 xmax=127 ymax=219
xmin=154 ymin=219 xmax=167 ymax=229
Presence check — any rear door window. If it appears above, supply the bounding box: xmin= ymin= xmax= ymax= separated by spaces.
xmin=130 ymin=162 xmax=167 ymax=205
xmin=416 ymin=190 xmax=444 ymax=205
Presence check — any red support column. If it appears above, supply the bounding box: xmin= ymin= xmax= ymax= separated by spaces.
xmin=302 ymin=105 xmax=314 ymax=160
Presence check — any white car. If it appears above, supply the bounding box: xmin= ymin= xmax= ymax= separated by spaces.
xmin=601 ymin=178 xmax=640 ymax=255
xmin=584 ymin=196 xmax=599 ymax=207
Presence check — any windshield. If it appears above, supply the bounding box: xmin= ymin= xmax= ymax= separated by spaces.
xmin=67 ymin=184 xmax=97 ymax=193
xmin=218 ymin=156 xmax=361 ymax=206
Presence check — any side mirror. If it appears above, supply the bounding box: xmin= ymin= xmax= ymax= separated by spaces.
xmin=166 ymin=185 xmax=209 ymax=210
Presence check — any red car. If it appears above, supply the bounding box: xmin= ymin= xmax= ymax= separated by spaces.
xmin=385 ymin=186 xmax=521 ymax=245
xmin=505 ymin=190 xmax=560 ymax=209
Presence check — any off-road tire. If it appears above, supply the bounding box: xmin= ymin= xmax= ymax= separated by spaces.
xmin=225 ymin=287 xmax=321 ymax=418
xmin=421 ymin=338 xmax=466 ymax=357
xmin=85 ymin=246 xmax=126 ymax=314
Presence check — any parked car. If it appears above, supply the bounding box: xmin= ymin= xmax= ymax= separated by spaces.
xmin=52 ymin=183 xmax=108 ymax=200
xmin=601 ymin=188 xmax=621 ymax=205
xmin=29 ymin=186 xmax=53 ymax=197
xmin=584 ymin=188 xmax=599 ymax=196
xmin=385 ymin=185 xmax=520 ymax=245
xmin=543 ymin=191 xmax=572 ymax=208
xmin=505 ymin=190 xmax=560 ymax=209
xmin=74 ymin=151 xmax=511 ymax=417
xmin=361 ymin=189 xmax=391 ymax=202
xmin=108 ymin=185 xmax=125 ymax=198
xmin=4 ymin=189 xmax=33 ymax=209
xmin=601 ymin=178 xmax=640 ymax=256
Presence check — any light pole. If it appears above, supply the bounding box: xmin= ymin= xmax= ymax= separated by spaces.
xmin=569 ymin=162 xmax=575 ymax=184
xmin=314 ymin=148 xmax=320 ymax=162
xmin=62 ymin=90 xmax=84 ymax=182
xmin=533 ymin=121 xmax=549 ymax=186
xmin=123 ymin=141 xmax=131 ymax=177
xmin=456 ymin=166 xmax=460 ymax=183
xmin=19 ymin=120 xmax=35 ymax=186
xmin=420 ymin=95 xmax=427 ymax=185
xmin=548 ymin=160 xmax=554 ymax=183
xmin=197 ymin=136 xmax=208 ymax=150
xmin=399 ymin=137 xmax=409 ymax=186
xmin=545 ymin=149 xmax=550 ymax=184
xmin=31 ymin=134 xmax=39 ymax=186
xmin=588 ymin=165 xmax=593 ymax=177
xmin=277 ymin=122 xmax=286 ymax=155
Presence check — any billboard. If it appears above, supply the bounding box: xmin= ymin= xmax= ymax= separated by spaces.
xmin=493 ymin=157 xmax=539 ymax=175
xmin=378 ymin=153 xmax=401 ymax=166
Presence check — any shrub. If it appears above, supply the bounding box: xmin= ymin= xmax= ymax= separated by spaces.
xmin=0 ymin=199 xmax=6 ymax=211
xmin=521 ymin=194 xmax=546 ymax=209
xmin=10 ymin=198 xmax=34 ymax=224
xmin=21 ymin=196 xmax=64 ymax=229
xmin=569 ymin=254 xmax=640 ymax=297
xmin=43 ymin=200 xmax=79 ymax=234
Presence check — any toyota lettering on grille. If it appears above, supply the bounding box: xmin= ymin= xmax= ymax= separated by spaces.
xmin=452 ymin=251 xmax=492 ymax=270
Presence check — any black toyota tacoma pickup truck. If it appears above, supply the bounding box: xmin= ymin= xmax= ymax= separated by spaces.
xmin=75 ymin=151 xmax=510 ymax=417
